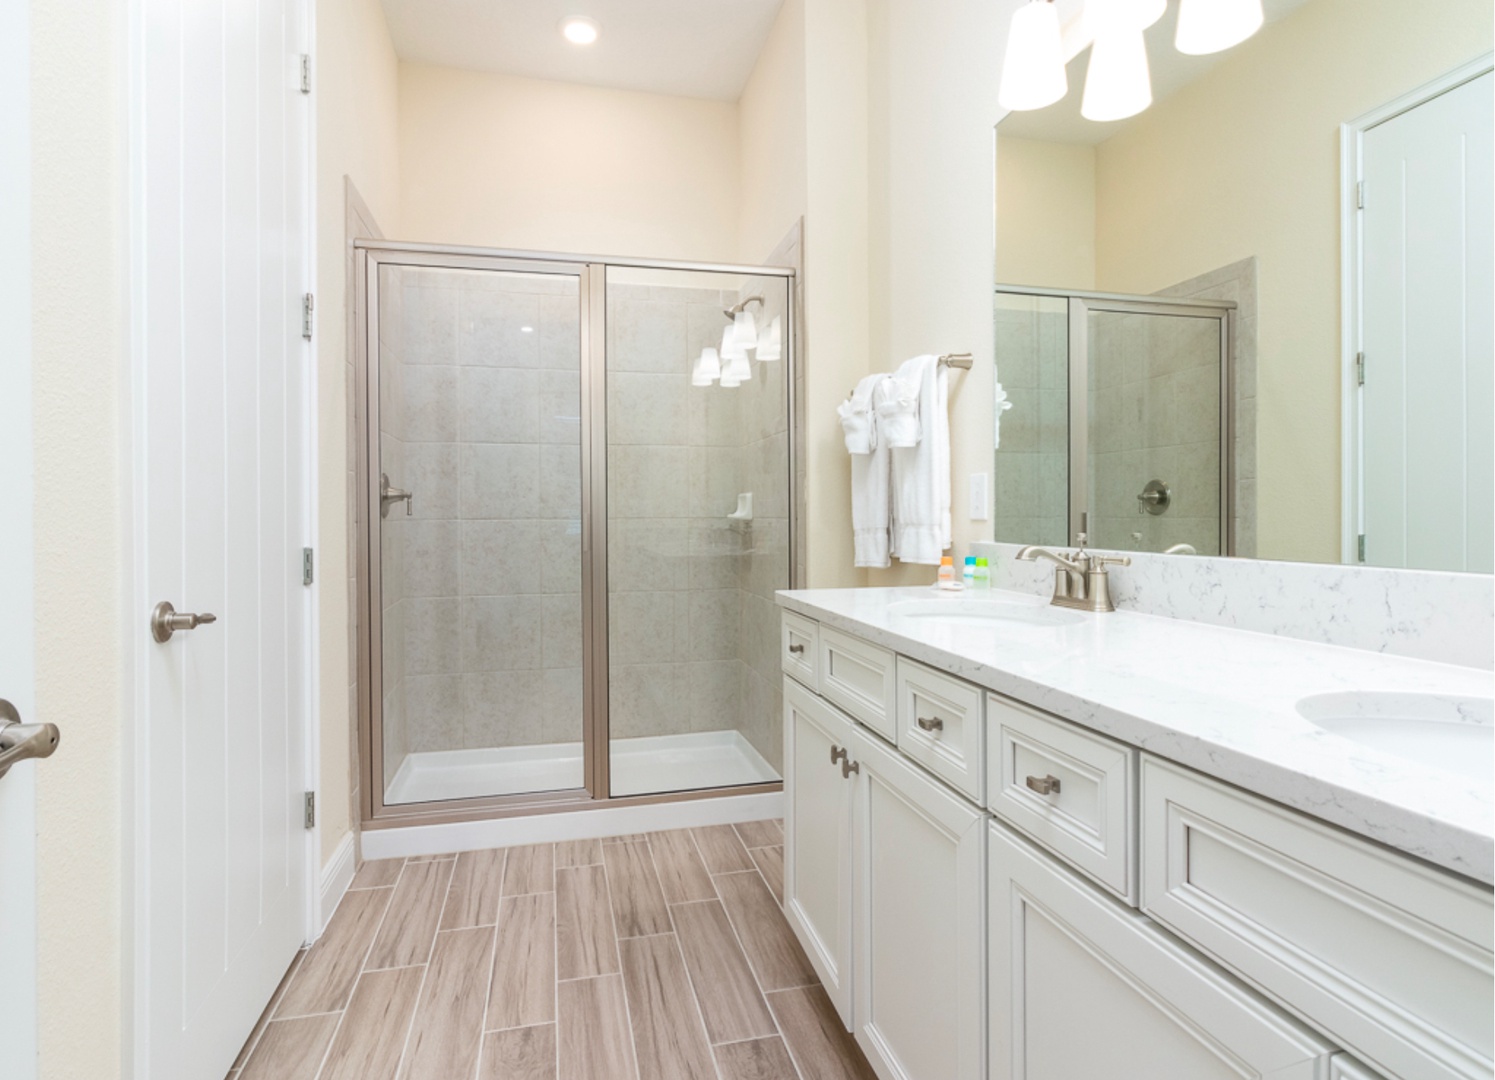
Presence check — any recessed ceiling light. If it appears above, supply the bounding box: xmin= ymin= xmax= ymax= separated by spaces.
xmin=560 ymin=16 xmax=600 ymax=46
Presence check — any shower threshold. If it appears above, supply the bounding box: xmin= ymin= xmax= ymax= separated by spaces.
xmin=384 ymin=728 xmax=780 ymax=805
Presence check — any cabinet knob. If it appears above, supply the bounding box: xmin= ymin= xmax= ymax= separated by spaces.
xmin=830 ymin=745 xmax=848 ymax=766
xmin=789 ymin=643 xmax=806 ymax=656
xmin=841 ymin=757 xmax=860 ymax=780
xmin=1025 ymin=774 xmax=1061 ymax=796
xmin=916 ymin=715 xmax=944 ymax=733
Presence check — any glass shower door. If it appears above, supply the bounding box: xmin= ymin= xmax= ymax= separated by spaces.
xmin=371 ymin=258 xmax=587 ymax=806
xmin=603 ymin=265 xmax=792 ymax=797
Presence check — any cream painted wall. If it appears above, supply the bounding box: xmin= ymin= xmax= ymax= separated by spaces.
xmin=739 ymin=0 xmax=808 ymax=265
xmin=315 ymin=0 xmax=402 ymax=862
xmin=863 ymin=0 xmax=1012 ymax=586
xmin=995 ymin=136 xmax=1096 ymax=289
xmin=1092 ymin=0 xmax=1493 ymax=563
xmin=30 ymin=2 xmax=125 ymax=1077
xmin=398 ymin=66 xmax=741 ymax=262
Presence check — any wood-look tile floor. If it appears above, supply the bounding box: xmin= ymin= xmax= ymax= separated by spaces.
xmin=228 ymin=821 xmax=876 ymax=1080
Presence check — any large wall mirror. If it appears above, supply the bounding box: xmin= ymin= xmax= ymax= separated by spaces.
xmin=992 ymin=0 xmax=1493 ymax=572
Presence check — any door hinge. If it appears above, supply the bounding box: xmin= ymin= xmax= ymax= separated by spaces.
xmin=1355 ymin=351 xmax=1365 ymax=387
xmin=1357 ymin=533 xmax=1367 ymax=563
xmin=1356 ymin=180 xmax=1365 ymax=209
xmin=302 ymin=293 xmax=314 ymax=340
xmin=302 ymin=547 xmax=315 ymax=586
xmin=299 ymin=54 xmax=312 ymax=94
xmin=303 ymin=791 xmax=316 ymax=829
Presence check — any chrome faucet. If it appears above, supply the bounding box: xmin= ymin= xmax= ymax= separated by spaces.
xmin=1016 ymin=535 xmax=1131 ymax=613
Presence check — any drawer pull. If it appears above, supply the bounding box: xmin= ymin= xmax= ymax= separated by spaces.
xmin=841 ymin=757 xmax=860 ymax=780
xmin=1025 ymin=774 xmax=1062 ymax=796
xmin=916 ymin=715 xmax=944 ymax=733
xmin=788 ymin=643 xmax=806 ymax=655
xmin=830 ymin=745 xmax=848 ymax=766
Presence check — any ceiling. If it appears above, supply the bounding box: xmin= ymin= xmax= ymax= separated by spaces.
xmin=1000 ymin=0 xmax=1311 ymax=144
xmin=378 ymin=0 xmax=786 ymax=102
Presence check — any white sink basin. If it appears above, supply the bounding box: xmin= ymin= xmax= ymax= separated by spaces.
xmin=1296 ymin=692 xmax=1494 ymax=787
xmin=887 ymin=598 xmax=1085 ymax=629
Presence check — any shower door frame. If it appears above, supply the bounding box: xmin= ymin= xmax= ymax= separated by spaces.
xmin=355 ymin=241 xmax=799 ymax=828
xmin=995 ymin=285 xmax=1236 ymax=554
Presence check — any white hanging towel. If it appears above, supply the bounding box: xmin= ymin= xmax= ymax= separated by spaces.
xmin=842 ymin=373 xmax=893 ymax=568
xmin=873 ymin=368 xmax=921 ymax=448
xmin=889 ymin=355 xmax=951 ymax=564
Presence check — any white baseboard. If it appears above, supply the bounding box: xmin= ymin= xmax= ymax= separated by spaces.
xmin=360 ymin=791 xmax=785 ymax=861
xmin=315 ymin=831 xmax=357 ymax=939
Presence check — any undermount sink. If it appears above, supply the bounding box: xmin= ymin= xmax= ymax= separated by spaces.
xmin=1296 ymin=691 xmax=1495 ymax=787
xmin=887 ymin=597 xmax=1085 ymax=629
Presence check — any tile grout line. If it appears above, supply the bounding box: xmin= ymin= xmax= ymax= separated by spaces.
xmin=597 ymin=839 xmax=643 ymax=1080
xmin=234 ymin=949 xmax=305 ymax=1070
xmin=684 ymin=829 xmax=807 ymax=1080
xmin=387 ymin=853 xmax=459 ymax=1080
xmin=469 ymin=848 xmax=507 ymax=1080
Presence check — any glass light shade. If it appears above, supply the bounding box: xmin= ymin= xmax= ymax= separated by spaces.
xmin=733 ymin=310 xmax=759 ymax=352
xmin=998 ymin=1 xmax=1067 ymax=112
xmin=691 ymin=347 xmax=720 ymax=387
xmin=756 ymin=315 xmax=782 ymax=361
xmin=1175 ymin=0 xmax=1262 ymax=55
xmin=720 ymin=325 xmax=748 ymax=362
xmin=718 ymin=364 xmax=741 ymax=388
xmin=1081 ymin=28 xmax=1152 ymax=122
xmin=723 ymin=353 xmax=753 ymax=384
xmin=1083 ymin=0 xmax=1165 ymax=35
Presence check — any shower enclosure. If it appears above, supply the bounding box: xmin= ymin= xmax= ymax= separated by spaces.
xmin=992 ymin=286 xmax=1235 ymax=555
xmin=355 ymin=244 xmax=795 ymax=822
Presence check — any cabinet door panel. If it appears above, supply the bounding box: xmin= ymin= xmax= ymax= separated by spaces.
xmin=851 ymin=728 xmax=985 ymax=1080
xmin=990 ymin=822 xmax=1333 ymax=1080
xmin=783 ymin=676 xmax=855 ymax=1026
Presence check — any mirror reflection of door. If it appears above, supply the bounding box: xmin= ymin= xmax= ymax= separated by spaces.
xmin=1356 ymin=70 xmax=1494 ymax=573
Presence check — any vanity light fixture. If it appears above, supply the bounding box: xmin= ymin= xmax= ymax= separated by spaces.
xmin=559 ymin=16 xmax=600 ymax=46
xmin=1081 ymin=26 xmax=1153 ymax=121
xmin=756 ymin=315 xmax=783 ymax=361
xmin=723 ymin=352 xmax=753 ymax=385
xmin=691 ymin=347 xmax=721 ymax=387
xmin=998 ymin=0 xmax=1068 ymax=112
xmin=720 ymin=323 xmax=749 ymax=363
xmin=1175 ymin=0 xmax=1263 ymax=55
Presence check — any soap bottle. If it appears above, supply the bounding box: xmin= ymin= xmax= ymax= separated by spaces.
xmin=974 ymin=556 xmax=990 ymax=590
xmin=962 ymin=556 xmax=977 ymax=588
xmin=937 ymin=555 xmax=958 ymax=589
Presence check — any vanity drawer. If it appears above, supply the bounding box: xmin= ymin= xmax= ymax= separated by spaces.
xmin=1141 ymin=757 xmax=1494 ymax=1080
xmin=895 ymin=657 xmax=985 ymax=803
xmin=781 ymin=611 xmax=819 ymax=689
xmin=818 ymin=625 xmax=897 ymax=742
xmin=988 ymin=695 xmax=1137 ymax=903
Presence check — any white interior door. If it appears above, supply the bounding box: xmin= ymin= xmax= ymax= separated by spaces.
xmin=133 ymin=1 xmax=313 ymax=1077
xmin=0 ymin=2 xmax=38 ymax=1076
xmin=1360 ymin=68 xmax=1495 ymax=572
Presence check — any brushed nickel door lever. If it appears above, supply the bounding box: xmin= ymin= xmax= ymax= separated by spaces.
xmin=0 ymin=699 xmax=60 ymax=780
xmin=151 ymin=601 xmax=219 ymax=643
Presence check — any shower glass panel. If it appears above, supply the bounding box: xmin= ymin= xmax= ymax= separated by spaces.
xmin=374 ymin=261 xmax=586 ymax=806
xmin=604 ymin=266 xmax=791 ymax=798
xmin=992 ymin=292 xmax=1070 ymax=547
xmin=1083 ymin=305 xmax=1226 ymax=555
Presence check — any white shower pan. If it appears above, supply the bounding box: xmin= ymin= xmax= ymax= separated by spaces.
xmin=384 ymin=728 xmax=780 ymax=805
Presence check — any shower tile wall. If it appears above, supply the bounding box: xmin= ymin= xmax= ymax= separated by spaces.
xmin=1087 ymin=312 xmax=1222 ymax=554
xmin=388 ymin=268 xmax=582 ymax=761
xmin=606 ymin=279 xmax=789 ymax=773
xmin=992 ymin=295 xmax=1069 ymax=547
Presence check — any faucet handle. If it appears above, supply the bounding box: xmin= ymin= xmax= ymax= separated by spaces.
xmin=1092 ymin=553 xmax=1131 ymax=568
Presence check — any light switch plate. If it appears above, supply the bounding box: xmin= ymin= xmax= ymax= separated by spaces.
xmin=969 ymin=472 xmax=990 ymax=521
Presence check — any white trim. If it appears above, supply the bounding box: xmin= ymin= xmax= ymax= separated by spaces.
xmin=315 ymin=831 xmax=356 ymax=936
xmin=1339 ymin=52 xmax=1495 ymax=564
xmin=361 ymin=791 xmax=785 ymax=861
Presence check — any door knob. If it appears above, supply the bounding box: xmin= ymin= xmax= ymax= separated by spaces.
xmin=0 ymin=700 xmax=60 ymax=780
xmin=151 ymin=601 xmax=219 ymax=643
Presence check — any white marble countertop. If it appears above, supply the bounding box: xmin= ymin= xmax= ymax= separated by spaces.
xmin=777 ymin=586 xmax=1495 ymax=885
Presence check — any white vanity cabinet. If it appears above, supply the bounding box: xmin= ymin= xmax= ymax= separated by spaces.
xmin=783 ymin=675 xmax=855 ymax=1024
xmin=988 ymin=822 xmax=1335 ymax=1080
xmin=849 ymin=726 xmax=986 ymax=1080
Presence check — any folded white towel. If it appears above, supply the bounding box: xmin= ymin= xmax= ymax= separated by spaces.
xmin=874 ymin=368 xmax=921 ymax=448
xmin=838 ymin=374 xmax=883 ymax=454
xmin=890 ymin=355 xmax=950 ymax=564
